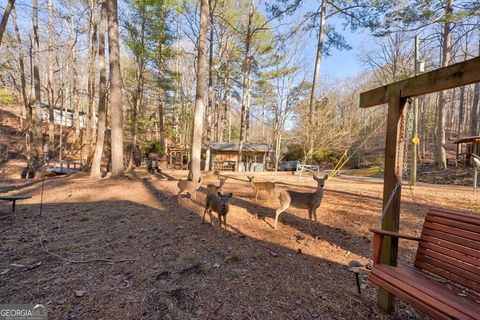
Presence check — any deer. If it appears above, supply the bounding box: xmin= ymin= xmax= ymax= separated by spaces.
xmin=274 ymin=174 xmax=328 ymax=230
xmin=177 ymin=176 xmax=203 ymax=204
xmin=203 ymin=192 xmax=233 ymax=231
xmin=206 ymin=176 xmax=227 ymax=194
xmin=247 ymin=176 xmax=276 ymax=202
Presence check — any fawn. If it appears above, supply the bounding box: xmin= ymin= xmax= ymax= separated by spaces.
xmin=203 ymin=192 xmax=233 ymax=231
xmin=177 ymin=176 xmax=203 ymax=204
xmin=247 ymin=176 xmax=276 ymax=202
xmin=207 ymin=176 xmax=227 ymax=194
xmin=274 ymin=174 xmax=328 ymax=230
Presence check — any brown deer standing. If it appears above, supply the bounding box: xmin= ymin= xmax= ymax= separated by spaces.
xmin=207 ymin=176 xmax=227 ymax=194
xmin=177 ymin=176 xmax=202 ymax=204
xmin=203 ymin=192 xmax=233 ymax=231
xmin=274 ymin=174 xmax=328 ymax=230
xmin=247 ymin=176 xmax=276 ymax=202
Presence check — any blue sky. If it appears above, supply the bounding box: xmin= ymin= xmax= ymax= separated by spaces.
xmin=269 ymin=2 xmax=374 ymax=82
xmin=320 ymin=27 xmax=370 ymax=79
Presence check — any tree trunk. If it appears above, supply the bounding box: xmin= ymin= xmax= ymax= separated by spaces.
xmin=236 ymin=0 xmax=254 ymax=171
xmin=448 ymin=88 xmax=455 ymax=140
xmin=12 ymin=8 xmax=34 ymax=175
xmin=69 ymin=16 xmax=80 ymax=140
xmin=32 ymin=0 xmax=43 ymax=159
xmin=189 ymin=0 xmax=209 ymax=182
xmin=205 ymin=4 xmax=215 ymax=172
xmin=86 ymin=0 xmax=99 ymax=165
xmin=434 ymin=0 xmax=452 ymax=169
xmin=106 ymin=0 xmax=124 ymax=178
xmin=308 ymin=0 xmax=326 ymax=125
xmin=158 ymin=91 xmax=165 ymax=148
xmin=458 ymin=85 xmax=466 ymax=138
xmin=0 ymin=0 xmax=15 ymax=47
xmin=471 ymin=27 xmax=480 ymax=136
xmin=90 ymin=1 xmax=107 ymax=178
xmin=128 ymin=6 xmax=146 ymax=172
xmin=47 ymin=0 xmax=55 ymax=150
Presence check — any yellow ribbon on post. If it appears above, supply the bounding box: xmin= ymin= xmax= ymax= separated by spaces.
xmin=412 ymin=136 xmax=420 ymax=145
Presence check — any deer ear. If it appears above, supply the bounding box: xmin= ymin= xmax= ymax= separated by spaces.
xmin=324 ymin=174 xmax=329 ymax=181
xmin=217 ymin=192 xmax=223 ymax=197
xmin=227 ymin=193 xmax=233 ymax=198
xmin=313 ymin=175 xmax=318 ymax=181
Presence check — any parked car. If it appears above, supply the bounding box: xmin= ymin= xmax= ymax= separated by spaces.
xmin=278 ymin=160 xmax=299 ymax=171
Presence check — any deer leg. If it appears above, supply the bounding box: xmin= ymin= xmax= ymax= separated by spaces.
xmin=218 ymin=213 xmax=222 ymax=229
xmin=223 ymin=214 xmax=228 ymax=231
xmin=255 ymin=191 xmax=259 ymax=202
xmin=209 ymin=209 xmax=214 ymax=226
xmin=191 ymin=190 xmax=196 ymax=201
xmin=313 ymin=208 xmax=318 ymax=222
xmin=202 ymin=208 xmax=208 ymax=223
xmin=177 ymin=192 xmax=182 ymax=205
xmin=307 ymin=208 xmax=313 ymax=232
xmin=275 ymin=204 xmax=289 ymax=230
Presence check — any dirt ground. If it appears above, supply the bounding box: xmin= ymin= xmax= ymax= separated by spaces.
xmin=0 ymin=170 xmax=479 ymax=319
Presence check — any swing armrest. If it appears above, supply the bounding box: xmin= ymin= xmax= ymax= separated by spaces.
xmin=369 ymin=228 xmax=421 ymax=265
xmin=369 ymin=228 xmax=421 ymax=241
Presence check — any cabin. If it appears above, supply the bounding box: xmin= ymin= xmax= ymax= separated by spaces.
xmin=208 ymin=142 xmax=270 ymax=172
xmin=453 ymin=136 xmax=480 ymax=166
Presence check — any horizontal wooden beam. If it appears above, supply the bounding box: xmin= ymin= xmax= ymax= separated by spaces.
xmin=360 ymin=56 xmax=480 ymax=108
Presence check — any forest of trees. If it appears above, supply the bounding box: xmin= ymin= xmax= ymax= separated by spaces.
xmin=0 ymin=0 xmax=479 ymax=179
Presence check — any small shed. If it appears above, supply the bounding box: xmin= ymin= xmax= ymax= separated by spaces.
xmin=167 ymin=144 xmax=188 ymax=169
xmin=454 ymin=136 xmax=480 ymax=165
xmin=208 ymin=142 xmax=270 ymax=172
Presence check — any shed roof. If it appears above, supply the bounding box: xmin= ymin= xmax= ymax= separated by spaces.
xmin=209 ymin=142 xmax=269 ymax=152
xmin=454 ymin=136 xmax=480 ymax=144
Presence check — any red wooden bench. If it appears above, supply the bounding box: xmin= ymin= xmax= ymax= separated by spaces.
xmin=369 ymin=208 xmax=480 ymax=319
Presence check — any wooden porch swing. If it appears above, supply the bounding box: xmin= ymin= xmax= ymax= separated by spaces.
xmin=359 ymin=56 xmax=480 ymax=318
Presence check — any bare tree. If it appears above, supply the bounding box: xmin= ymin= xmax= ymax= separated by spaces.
xmin=472 ymin=24 xmax=480 ymax=136
xmin=308 ymin=0 xmax=326 ymax=125
xmin=236 ymin=0 xmax=254 ymax=171
xmin=0 ymin=0 xmax=15 ymax=47
xmin=86 ymin=0 xmax=99 ymax=164
xmin=190 ymin=0 xmax=209 ymax=181
xmin=12 ymin=9 xmax=34 ymax=176
xmin=32 ymin=0 xmax=43 ymax=159
xmin=107 ymin=0 xmax=124 ymax=177
xmin=47 ymin=0 xmax=55 ymax=149
xmin=91 ymin=1 xmax=107 ymax=178
xmin=434 ymin=0 xmax=453 ymax=169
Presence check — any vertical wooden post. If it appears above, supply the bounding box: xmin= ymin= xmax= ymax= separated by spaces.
xmin=474 ymin=166 xmax=477 ymax=194
xmin=378 ymin=88 xmax=408 ymax=312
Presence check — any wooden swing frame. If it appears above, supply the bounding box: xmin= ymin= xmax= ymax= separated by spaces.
xmin=359 ymin=56 xmax=480 ymax=312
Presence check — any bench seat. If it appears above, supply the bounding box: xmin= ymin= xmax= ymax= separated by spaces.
xmin=370 ymin=264 xmax=480 ymax=320
xmin=369 ymin=208 xmax=480 ymax=319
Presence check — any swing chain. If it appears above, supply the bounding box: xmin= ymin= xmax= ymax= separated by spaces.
xmin=366 ymin=180 xmax=401 ymax=270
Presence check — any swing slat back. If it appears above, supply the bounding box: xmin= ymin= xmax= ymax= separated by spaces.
xmin=414 ymin=209 xmax=480 ymax=293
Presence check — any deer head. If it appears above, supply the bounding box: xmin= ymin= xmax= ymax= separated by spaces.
xmin=313 ymin=174 xmax=328 ymax=189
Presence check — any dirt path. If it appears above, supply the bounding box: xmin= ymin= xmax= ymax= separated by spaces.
xmin=0 ymin=170 xmax=478 ymax=319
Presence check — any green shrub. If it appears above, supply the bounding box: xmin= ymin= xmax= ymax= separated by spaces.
xmin=313 ymin=148 xmax=342 ymax=164
xmin=0 ymin=89 xmax=16 ymax=104
xmin=283 ymin=144 xmax=305 ymax=161
xmin=145 ymin=140 xmax=164 ymax=155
